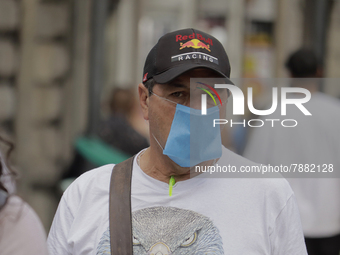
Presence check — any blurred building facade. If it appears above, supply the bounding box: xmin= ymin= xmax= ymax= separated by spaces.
xmin=0 ymin=0 xmax=339 ymax=230
xmin=0 ymin=0 xmax=91 ymax=228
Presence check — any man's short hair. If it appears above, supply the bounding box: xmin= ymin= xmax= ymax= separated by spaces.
xmin=285 ymin=49 xmax=319 ymax=78
xmin=144 ymin=78 xmax=155 ymax=96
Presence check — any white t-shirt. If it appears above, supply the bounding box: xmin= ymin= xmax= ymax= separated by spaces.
xmin=47 ymin=147 xmax=307 ymax=255
xmin=244 ymin=92 xmax=340 ymax=237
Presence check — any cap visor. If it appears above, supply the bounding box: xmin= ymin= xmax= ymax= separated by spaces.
xmin=153 ymin=64 xmax=234 ymax=85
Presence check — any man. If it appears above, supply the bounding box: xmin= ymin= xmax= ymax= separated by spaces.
xmin=47 ymin=29 xmax=307 ymax=254
xmin=244 ymin=49 xmax=340 ymax=255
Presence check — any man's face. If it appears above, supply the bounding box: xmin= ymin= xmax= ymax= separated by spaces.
xmin=139 ymin=68 xmax=228 ymax=156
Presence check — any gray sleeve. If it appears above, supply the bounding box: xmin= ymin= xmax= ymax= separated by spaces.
xmin=47 ymin=194 xmax=74 ymax=255
xmin=0 ymin=196 xmax=49 ymax=255
xmin=270 ymin=195 xmax=307 ymax=255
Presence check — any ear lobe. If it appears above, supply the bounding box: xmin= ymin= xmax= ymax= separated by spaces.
xmin=138 ymin=83 xmax=149 ymax=120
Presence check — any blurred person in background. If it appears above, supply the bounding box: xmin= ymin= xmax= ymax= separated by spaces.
xmin=0 ymin=135 xmax=48 ymax=255
xmin=98 ymin=87 xmax=149 ymax=156
xmin=63 ymin=87 xmax=149 ymax=181
xmin=244 ymin=49 xmax=340 ymax=255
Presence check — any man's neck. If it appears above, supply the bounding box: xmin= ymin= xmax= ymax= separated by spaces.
xmin=138 ymin=147 xmax=205 ymax=183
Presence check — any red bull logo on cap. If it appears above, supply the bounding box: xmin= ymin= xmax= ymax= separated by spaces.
xmin=171 ymin=32 xmax=218 ymax=64
xmin=179 ymin=39 xmax=211 ymax=52
xmin=176 ymin=33 xmax=213 ymax=45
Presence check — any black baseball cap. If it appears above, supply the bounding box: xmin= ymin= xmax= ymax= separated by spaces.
xmin=142 ymin=28 xmax=233 ymax=84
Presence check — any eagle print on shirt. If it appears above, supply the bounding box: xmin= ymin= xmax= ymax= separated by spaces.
xmin=96 ymin=206 xmax=224 ymax=255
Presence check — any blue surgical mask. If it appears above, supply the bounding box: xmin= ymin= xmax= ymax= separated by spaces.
xmin=152 ymin=94 xmax=222 ymax=167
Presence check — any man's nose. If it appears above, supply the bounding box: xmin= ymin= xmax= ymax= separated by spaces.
xmin=188 ymin=96 xmax=202 ymax=110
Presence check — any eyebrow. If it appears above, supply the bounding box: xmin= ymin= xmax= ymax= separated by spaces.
xmin=165 ymin=81 xmax=187 ymax=89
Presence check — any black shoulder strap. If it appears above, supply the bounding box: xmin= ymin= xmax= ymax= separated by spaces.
xmin=109 ymin=156 xmax=135 ymax=255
